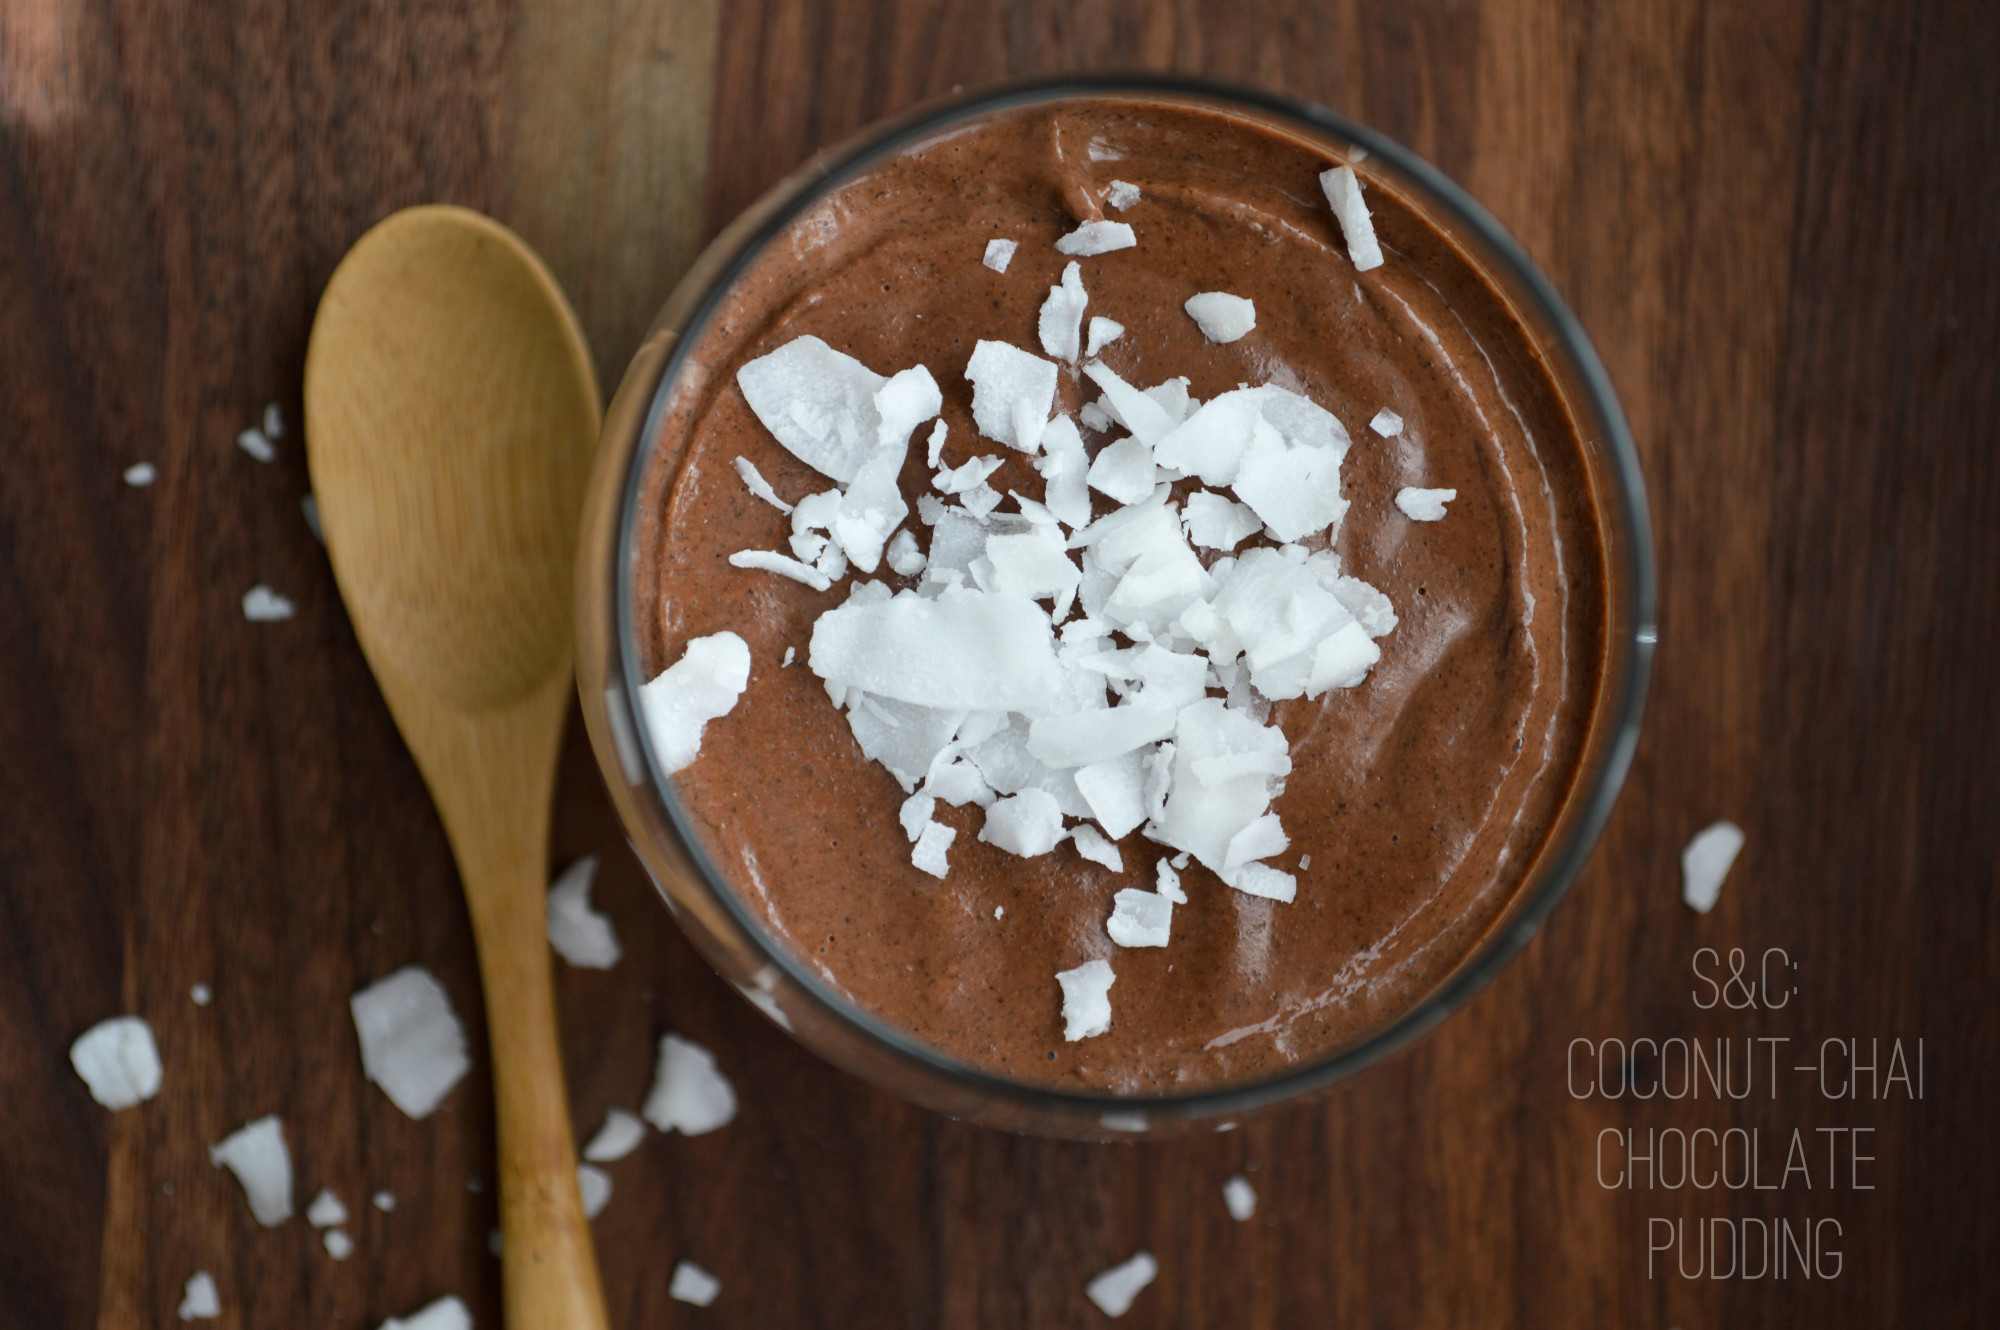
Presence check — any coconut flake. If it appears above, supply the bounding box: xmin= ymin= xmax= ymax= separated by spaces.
xmin=965 ymin=340 xmax=1058 ymax=451
xmin=307 ymin=1188 xmax=348 ymax=1228
xmin=983 ymin=238 xmax=1018 ymax=273
xmin=1231 ymin=419 xmax=1348 ymax=543
xmin=372 ymin=1190 xmax=396 ymax=1212
xmin=69 ymin=1016 xmax=162 ymax=1110
xmin=1682 ymin=821 xmax=1745 ymax=914
xmin=1087 ymin=438 xmax=1159 ymax=506
xmin=1027 ymin=704 xmax=1176 ymax=769
xmin=670 ymin=1261 xmax=723 ymax=1307
xmin=1085 ymin=1251 xmax=1158 ymax=1317
xmin=546 ymin=855 xmax=621 ymax=970
xmin=732 ymin=456 xmax=795 ymax=514
xmin=1054 ymin=220 xmax=1137 ymax=256
xmin=1106 ymin=888 xmax=1173 ymax=948
xmin=979 ymin=789 xmax=1066 ymax=856
xmin=263 ymin=402 xmax=284 ymax=438
xmin=1071 ymin=823 xmax=1124 ymax=872
xmin=237 ymin=427 xmax=276 ymax=463
xmin=1105 ymin=180 xmax=1141 ymax=209
xmin=1223 ymin=1175 xmax=1256 ymax=1220
xmin=1081 ymin=361 xmax=1175 ymax=445
xmin=1074 ymin=752 xmax=1147 ymax=839
xmin=178 ymin=1272 xmax=221 ymax=1320
xmin=576 ymin=1163 xmax=612 ymax=1219
xmin=1085 ymin=318 xmax=1125 ymax=358
xmin=242 ymin=585 xmax=295 ymax=622
xmin=324 ymin=1229 xmax=355 ymax=1260
xmin=379 ymin=1295 xmax=473 ymax=1330
xmin=637 ymin=631 xmax=752 ymax=774
xmin=1181 ymin=491 xmax=1263 ymax=551
xmin=643 ymin=1033 xmax=737 ymax=1136
xmin=735 ymin=335 xmax=888 ymax=483
xmin=1320 ymin=165 xmax=1384 ymax=272
xmin=1033 ymin=415 xmax=1093 ymax=530
xmin=811 ymin=585 xmax=1062 ymax=712
xmin=1056 ymin=958 xmax=1115 ymax=1041
xmin=911 ymin=820 xmax=957 ymax=877
xmin=124 ymin=462 xmax=157 ymax=487
xmin=1184 ymin=291 xmax=1256 ymax=343
xmin=1038 ymin=261 xmax=1089 ymax=361
xmin=934 ymin=453 xmax=1005 ymax=496
xmin=190 ymin=983 xmax=212 ymax=1005
xmin=583 ymin=1107 xmax=646 ymax=1163
xmin=350 ymin=966 xmax=471 ymax=1119
xmin=899 ymin=792 xmax=937 ymax=842
xmin=1155 ymin=858 xmax=1186 ymax=903
xmin=1229 ymin=862 xmax=1298 ymax=903
xmin=1394 ymin=486 xmax=1455 ymax=521
xmin=885 ymin=529 xmax=927 ymax=576
xmin=1369 ymin=408 xmax=1403 ymax=437
xmin=209 ymin=1115 xmax=293 ymax=1226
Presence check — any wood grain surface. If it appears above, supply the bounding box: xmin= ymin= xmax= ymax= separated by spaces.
xmin=2 ymin=1 xmax=1996 ymax=1326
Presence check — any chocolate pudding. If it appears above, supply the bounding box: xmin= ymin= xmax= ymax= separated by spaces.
xmin=632 ymin=99 xmax=1606 ymax=1094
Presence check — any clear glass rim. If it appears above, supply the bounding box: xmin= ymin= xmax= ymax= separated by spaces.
xmin=611 ymin=71 xmax=1658 ymax=1124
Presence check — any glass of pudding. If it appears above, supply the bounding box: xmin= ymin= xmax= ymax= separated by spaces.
xmin=574 ymin=74 xmax=1655 ymax=1138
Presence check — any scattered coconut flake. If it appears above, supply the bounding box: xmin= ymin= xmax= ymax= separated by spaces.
xmin=934 ymin=453 xmax=1005 ymax=496
xmin=263 ymin=402 xmax=285 ymax=438
xmin=900 ymin=792 xmax=937 ymax=842
xmin=1156 ymin=858 xmax=1186 ymax=903
xmin=670 ymin=1260 xmax=723 ymax=1307
xmin=372 ymin=1190 xmax=396 ymax=1212
xmin=732 ymin=456 xmax=795 ymax=514
xmin=350 ymin=966 xmax=471 ymax=1120
xmin=911 ymin=820 xmax=957 ymax=877
xmin=1079 ymin=401 xmax=1115 ymax=433
xmin=1081 ymin=361 xmax=1175 ymax=445
xmin=1057 ymin=958 xmax=1115 ymax=1041
xmin=1319 ymin=165 xmax=1383 ymax=272
xmin=584 ymin=1107 xmax=647 ymax=1163
xmin=1184 ymin=291 xmax=1256 ymax=344
xmin=729 ymin=547 xmax=833 ymax=591
xmin=965 ymin=340 xmax=1058 ymax=451
xmin=487 ymin=1228 xmax=503 ymax=1257
xmin=1369 ymin=408 xmax=1404 ymax=437
xmin=1394 ymin=486 xmax=1456 ymax=522
xmin=1229 ymin=862 xmax=1298 ymax=903
xmin=69 ymin=1016 xmax=162 ymax=1110
xmin=643 ymin=1033 xmax=737 ymax=1136
xmin=324 ymin=1229 xmax=354 ymax=1260
xmin=307 ymin=1188 xmax=348 ymax=1227
xmin=546 ymin=855 xmax=621 ymax=970
xmin=1085 ymin=1251 xmax=1158 ymax=1318
xmin=1298 ymin=853 xmax=1312 ymax=871
xmin=124 ymin=462 xmax=157 ymax=487
xmin=1055 ymin=220 xmax=1137 ymax=256
xmin=980 ymin=789 xmax=1066 ymax=857
xmin=1087 ymin=437 xmax=1158 ymax=506
xmin=237 ymin=427 xmax=276 ymax=463
xmin=1074 ymin=752 xmax=1147 ymax=839
xmin=1223 ymin=1175 xmax=1257 ymax=1220
xmin=1181 ymin=491 xmax=1263 ymax=551
xmin=1682 ymin=821 xmax=1745 ymax=914
xmin=983 ymin=238 xmax=1018 ymax=273
xmin=781 ymin=646 xmax=796 ymax=668
xmin=885 ymin=529 xmax=927 ymax=576
xmin=178 ymin=1272 xmax=220 ymax=1320
xmin=577 ymin=1163 xmax=612 ymax=1219
xmin=379 ymin=1295 xmax=473 ymax=1330
xmin=209 ymin=1115 xmax=293 ymax=1226
xmin=242 ymin=585 xmax=295 ymax=622
xmin=735 ymin=335 xmax=888 ymax=483
xmin=1038 ymin=261 xmax=1089 ymax=362
xmin=1105 ymin=180 xmax=1141 ymax=210
xmin=994 ymin=906 xmax=1004 ymax=919
xmin=811 ymin=585 xmax=1063 ymax=712
xmin=1071 ymin=823 xmax=1124 ymax=872
xmin=301 ymin=494 xmax=323 ymax=543
xmin=924 ymin=420 xmax=949 ymax=470
xmin=1080 ymin=320 xmax=1123 ymax=361
xmin=1106 ymin=888 xmax=1173 ymax=948
xmin=637 ymin=631 xmax=752 ymax=774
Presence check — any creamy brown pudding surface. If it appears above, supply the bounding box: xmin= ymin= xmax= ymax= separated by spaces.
xmin=633 ymin=99 xmax=1606 ymax=1094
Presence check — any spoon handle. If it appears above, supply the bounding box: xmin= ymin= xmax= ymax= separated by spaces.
xmin=465 ymin=851 xmax=610 ymax=1330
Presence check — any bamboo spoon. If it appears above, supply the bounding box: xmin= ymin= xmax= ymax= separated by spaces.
xmin=304 ymin=205 xmax=608 ymax=1330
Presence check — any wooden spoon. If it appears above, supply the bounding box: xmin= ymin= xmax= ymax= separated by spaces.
xmin=304 ymin=205 xmax=608 ymax=1330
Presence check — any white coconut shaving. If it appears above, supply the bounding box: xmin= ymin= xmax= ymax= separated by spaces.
xmin=733 ymin=456 xmax=794 ymax=513
xmin=307 ymin=1188 xmax=348 ymax=1227
xmin=734 ymin=336 xmax=887 ymax=483
xmin=1184 ymin=292 xmax=1256 ymax=344
xmin=583 ymin=1107 xmax=647 ymax=1162
xmin=1394 ymin=487 xmax=1456 ymax=521
xmin=178 ymin=1272 xmax=221 ymax=1320
xmin=981 ymin=789 xmax=1066 ymax=857
xmin=324 ymin=1229 xmax=354 ymax=1260
xmin=1085 ymin=1251 xmax=1158 ymax=1318
xmin=1682 ymin=821 xmax=1745 ymax=914
xmin=242 ymin=585 xmax=294 ymax=622
xmin=350 ymin=966 xmax=471 ymax=1120
xmin=124 ymin=462 xmax=157 ymax=487
xmin=638 ymin=631 xmax=751 ymax=774
xmin=263 ymin=402 xmax=284 ymax=438
xmin=1105 ymin=180 xmax=1141 ymax=210
xmin=1222 ymin=1175 xmax=1256 ymax=1220
xmin=372 ymin=1190 xmax=396 ymax=1212
xmin=209 ymin=1115 xmax=293 ymax=1226
xmin=965 ymin=340 xmax=1058 ymax=450
xmin=1057 ymin=958 xmax=1115 ymax=1041
xmin=576 ymin=1163 xmax=612 ymax=1219
xmin=1319 ymin=165 xmax=1383 ymax=272
xmin=546 ymin=855 xmax=620 ymax=970
xmin=885 ymin=529 xmax=927 ymax=576
xmin=1055 ymin=220 xmax=1137 ymax=256
xmin=1071 ymin=823 xmax=1123 ymax=872
xmin=983 ymin=238 xmax=1017 ymax=273
xmin=1106 ymin=888 xmax=1173 ymax=948
xmin=190 ymin=983 xmax=212 ymax=1005
xmin=69 ymin=1016 xmax=162 ymax=1110
xmin=729 ymin=548 xmax=832 ymax=591
xmin=1038 ymin=261 xmax=1089 ymax=361
xmin=1085 ymin=317 xmax=1125 ymax=358
xmin=379 ymin=1295 xmax=472 ymax=1330
xmin=643 ymin=1033 xmax=737 ymax=1136
xmin=1156 ymin=858 xmax=1186 ymax=903
xmin=911 ymin=820 xmax=956 ymax=877
xmin=1180 ymin=491 xmax=1263 ymax=551
xmin=670 ymin=1260 xmax=723 ymax=1307
xmin=1087 ymin=438 xmax=1158 ymax=506
xmin=1369 ymin=408 xmax=1403 ymax=437
xmin=236 ymin=427 xmax=276 ymax=463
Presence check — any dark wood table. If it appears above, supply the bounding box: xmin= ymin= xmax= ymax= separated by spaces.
xmin=4 ymin=1 xmax=1994 ymax=1325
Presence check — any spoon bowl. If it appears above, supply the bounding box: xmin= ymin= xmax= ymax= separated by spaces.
xmin=305 ymin=204 xmax=608 ymax=1329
